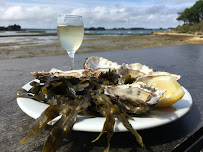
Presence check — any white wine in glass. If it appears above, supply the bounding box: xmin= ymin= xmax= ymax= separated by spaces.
xmin=57 ymin=15 xmax=84 ymax=70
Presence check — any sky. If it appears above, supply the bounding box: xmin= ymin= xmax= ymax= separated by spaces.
xmin=0 ymin=0 xmax=198 ymax=29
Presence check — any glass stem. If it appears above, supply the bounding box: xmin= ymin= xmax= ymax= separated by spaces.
xmin=68 ymin=52 xmax=75 ymax=70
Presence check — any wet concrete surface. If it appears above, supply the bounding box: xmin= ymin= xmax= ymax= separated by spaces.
xmin=0 ymin=44 xmax=203 ymax=152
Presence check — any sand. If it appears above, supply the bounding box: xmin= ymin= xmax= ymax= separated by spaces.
xmin=0 ymin=32 xmax=202 ymax=59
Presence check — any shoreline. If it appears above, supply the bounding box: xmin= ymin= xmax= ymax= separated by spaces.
xmin=0 ymin=32 xmax=202 ymax=59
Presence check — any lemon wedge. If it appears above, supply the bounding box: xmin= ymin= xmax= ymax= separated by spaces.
xmin=138 ymin=75 xmax=185 ymax=108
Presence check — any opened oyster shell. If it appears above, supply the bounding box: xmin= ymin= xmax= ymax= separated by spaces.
xmin=118 ymin=63 xmax=153 ymax=83
xmin=84 ymin=56 xmax=121 ymax=71
xmin=83 ymin=56 xmax=121 ymax=78
xmin=136 ymin=71 xmax=181 ymax=81
xmin=32 ymin=68 xmax=84 ymax=79
xmin=104 ymin=82 xmax=165 ymax=114
xmin=84 ymin=56 xmax=154 ymax=82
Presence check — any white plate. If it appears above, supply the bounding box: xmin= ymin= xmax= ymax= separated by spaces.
xmin=17 ymin=70 xmax=192 ymax=132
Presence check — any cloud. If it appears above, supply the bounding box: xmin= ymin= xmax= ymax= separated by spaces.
xmin=68 ymin=5 xmax=181 ymax=28
xmin=0 ymin=4 xmax=59 ymax=28
xmin=0 ymin=0 xmax=192 ymax=28
xmin=71 ymin=7 xmax=129 ymax=27
xmin=158 ymin=0 xmax=197 ymax=4
xmin=2 ymin=6 xmax=55 ymax=20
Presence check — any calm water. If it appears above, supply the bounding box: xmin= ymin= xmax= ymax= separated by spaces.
xmin=0 ymin=29 xmax=169 ymax=36
xmin=85 ymin=29 xmax=169 ymax=34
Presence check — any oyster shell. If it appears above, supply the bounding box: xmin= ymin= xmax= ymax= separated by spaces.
xmin=84 ymin=56 xmax=121 ymax=70
xmin=32 ymin=68 xmax=84 ymax=79
xmin=104 ymin=82 xmax=165 ymax=114
xmin=118 ymin=63 xmax=153 ymax=83
xmin=84 ymin=56 xmax=155 ymax=82
xmin=136 ymin=71 xmax=181 ymax=82
xmin=84 ymin=56 xmax=121 ymax=78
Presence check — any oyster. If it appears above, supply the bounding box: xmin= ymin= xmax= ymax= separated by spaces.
xmin=83 ymin=56 xmax=121 ymax=78
xmin=104 ymin=82 xmax=165 ymax=114
xmin=84 ymin=56 xmax=153 ymax=82
xmin=118 ymin=63 xmax=153 ymax=83
xmin=84 ymin=56 xmax=121 ymax=71
xmin=136 ymin=71 xmax=181 ymax=82
xmin=32 ymin=68 xmax=84 ymax=79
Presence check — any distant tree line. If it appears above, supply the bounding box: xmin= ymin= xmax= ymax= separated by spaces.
xmin=176 ymin=0 xmax=203 ymax=24
xmin=0 ymin=24 xmax=21 ymax=31
xmin=85 ymin=27 xmax=106 ymax=30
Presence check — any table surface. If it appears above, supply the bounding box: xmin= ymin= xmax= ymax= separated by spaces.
xmin=0 ymin=44 xmax=203 ymax=152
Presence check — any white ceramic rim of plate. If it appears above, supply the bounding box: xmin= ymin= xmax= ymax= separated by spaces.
xmin=17 ymin=69 xmax=192 ymax=132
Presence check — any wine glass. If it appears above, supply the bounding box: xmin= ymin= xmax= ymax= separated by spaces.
xmin=57 ymin=15 xmax=84 ymax=70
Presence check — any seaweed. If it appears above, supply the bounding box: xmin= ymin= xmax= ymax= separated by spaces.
xmin=17 ymin=70 xmax=145 ymax=152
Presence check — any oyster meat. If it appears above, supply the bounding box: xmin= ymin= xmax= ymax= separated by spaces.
xmin=104 ymin=82 xmax=165 ymax=114
xmin=117 ymin=63 xmax=153 ymax=84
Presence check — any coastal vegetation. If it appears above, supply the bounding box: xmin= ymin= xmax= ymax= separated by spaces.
xmin=0 ymin=24 xmax=21 ymax=31
xmin=176 ymin=0 xmax=203 ymax=33
xmin=175 ymin=21 xmax=203 ymax=34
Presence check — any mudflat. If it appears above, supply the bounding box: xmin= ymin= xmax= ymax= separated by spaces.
xmin=0 ymin=32 xmax=202 ymax=59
